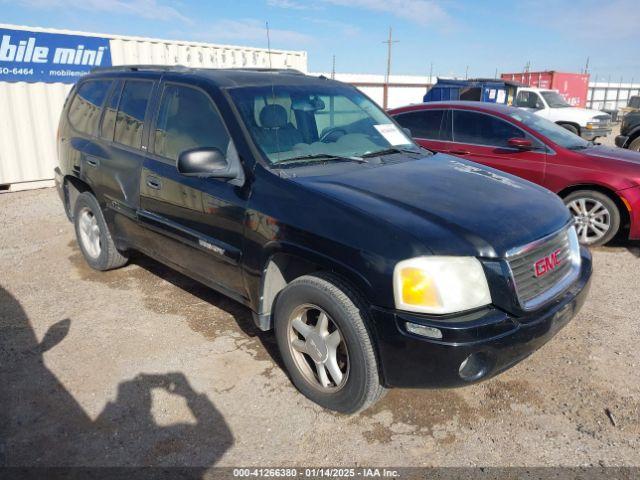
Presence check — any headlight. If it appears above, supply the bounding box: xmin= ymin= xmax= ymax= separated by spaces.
xmin=393 ymin=256 xmax=491 ymax=315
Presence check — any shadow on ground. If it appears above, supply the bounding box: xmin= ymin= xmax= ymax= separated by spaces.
xmin=129 ymin=252 xmax=285 ymax=371
xmin=598 ymin=237 xmax=640 ymax=257
xmin=0 ymin=286 xmax=233 ymax=474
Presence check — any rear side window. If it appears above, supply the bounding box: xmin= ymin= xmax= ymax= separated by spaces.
xmin=453 ymin=110 xmax=525 ymax=147
xmin=394 ymin=110 xmax=446 ymax=140
xmin=101 ymin=81 xmax=122 ymax=141
xmin=114 ymin=80 xmax=153 ymax=149
xmin=67 ymin=80 xmax=112 ymax=135
xmin=154 ymin=85 xmax=230 ymax=161
xmin=515 ymin=91 xmax=544 ymax=109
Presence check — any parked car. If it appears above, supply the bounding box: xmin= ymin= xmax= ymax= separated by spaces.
xmin=513 ymin=87 xmax=612 ymax=140
xmin=423 ymin=80 xmax=611 ymax=140
xmin=55 ymin=67 xmax=591 ymax=413
xmin=390 ymin=101 xmax=640 ymax=246
xmin=616 ymin=110 xmax=640 ymax=151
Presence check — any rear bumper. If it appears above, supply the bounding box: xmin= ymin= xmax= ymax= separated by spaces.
xmin=54 ymin=167 xmax=64 ymax=203
xmin=615 ymin=135 xmax=629 ymax=148
xmin=370 ymin=248 xmax=592 ymax=388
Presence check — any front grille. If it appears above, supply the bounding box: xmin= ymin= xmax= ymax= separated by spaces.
xmin=507 ymin=228 xmax=576 ymax=309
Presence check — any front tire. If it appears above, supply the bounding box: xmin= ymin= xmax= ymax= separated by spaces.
xmin=560 ymin=123 xmax=579 ymax=135
xmin=73 ymin=192 xmax=128 ymax=270
xmin=564 ymin=190 xmax=620 ymax=246
xmin=628 ymin=137 xmax=640 ymax=152
xmin=274 ymin=273 xmax=385 ymax=413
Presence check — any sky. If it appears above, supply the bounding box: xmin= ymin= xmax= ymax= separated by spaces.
xmin=1 ymin=0 xmax=639 ymax=82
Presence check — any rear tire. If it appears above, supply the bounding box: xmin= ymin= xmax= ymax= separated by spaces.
xmin=274 ymin=272 xmax=385 ymax=413
xmin=560 ymin=123 xmax=579 ymax=135
xmin=73 ymin=192 xmax=128 ymax=271
xmin=628 ymin=136 xmax=640 ymax=152
xmin=563 ymin=190 xmax=620 ymax=246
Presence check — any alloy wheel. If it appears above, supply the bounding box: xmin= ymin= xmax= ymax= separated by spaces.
xmin=287 ymin=304 xmax=350 ymax=391
xmin=567 ymin=197 xmax=611 ymax=244
xmin=78 ymin=207 xmax=102 ymax=258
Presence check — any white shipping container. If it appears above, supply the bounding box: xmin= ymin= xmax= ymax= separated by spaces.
xmin=0 ymin=24 xmax=307 ymax=188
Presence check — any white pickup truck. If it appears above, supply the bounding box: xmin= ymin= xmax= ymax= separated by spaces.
xmin=514 ymin=87 xmax=612 ymax=140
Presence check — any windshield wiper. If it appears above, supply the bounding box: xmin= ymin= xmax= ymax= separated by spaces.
xmin=273 ymin=153 xmax=368 ymax=166
xmin=361 ymin=146 xmax=424 ymax=158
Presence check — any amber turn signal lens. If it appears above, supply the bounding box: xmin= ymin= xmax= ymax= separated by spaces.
xmin=399 ymin=267 xmax=441 ymax=308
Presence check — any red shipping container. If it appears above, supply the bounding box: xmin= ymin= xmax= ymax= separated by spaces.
xmin=500 ymin=71 xmax=590 ymax=108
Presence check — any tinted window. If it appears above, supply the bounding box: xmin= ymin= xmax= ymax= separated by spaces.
xmin=629 ymin=96 xmax=640 ymax=109
xmin=453 ymin=110 xmax=525 ymax=147
xmin=515 ymin=91 xmax=544 ymax=109
xmin=154 ymin=85 xmax=230 ymax=161
xmin=114 ymin=81 xmax=153 ymax=149
xmin=100 ymin=81 xmax=121 ymax=141
xmin=67 ymin=80 xmax=112 ymax=135
xmin=394 ymin=110 xmax=445 ymax=140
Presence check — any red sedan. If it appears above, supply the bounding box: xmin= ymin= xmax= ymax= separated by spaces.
xmin=389 ymin=101 xmax=640 ymax=246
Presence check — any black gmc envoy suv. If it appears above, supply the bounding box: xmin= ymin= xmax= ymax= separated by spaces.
xmin=55 ymin=66 xmax=592 ymax=413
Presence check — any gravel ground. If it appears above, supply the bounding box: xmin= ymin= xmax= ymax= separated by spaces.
xmin=1 ymin=187 xmax=639 ymax=469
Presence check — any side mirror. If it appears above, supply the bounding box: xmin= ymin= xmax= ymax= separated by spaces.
xmin=177 ymin=147 xmax=236 ymax=178
xmin=402 ymin=127 xmax=412 ymax=137
xmin=507 ymin=137 xmax=534 ymax=150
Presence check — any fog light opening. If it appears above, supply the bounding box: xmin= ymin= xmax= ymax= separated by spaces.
xmin=459 ymin=352 xmax=489 ymax=381
xmin=405 ymin=322 xmax=442 ymax=339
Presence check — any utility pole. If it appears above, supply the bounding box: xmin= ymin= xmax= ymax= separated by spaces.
xmin=382 ymin=27 xmax=399 ymax=109
xmin=495 ymin=67 xmax=498 ymax=79
xmin=583 ymin=56 xmax=589 ymax=75
xmin=429 ymin=62 xmax=433 ymax=86
xmin=331 ymin=54 xmax=336 ymax=80
xmin=465 ymin=65 xmax=469 ymax=80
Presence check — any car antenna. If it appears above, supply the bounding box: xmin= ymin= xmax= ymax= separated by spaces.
xmin=265 ymin=21 xmax=281 ymax=163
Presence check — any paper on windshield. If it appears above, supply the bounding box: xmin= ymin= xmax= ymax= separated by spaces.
xmin=374 ymin=124 xmax=408 ymax=146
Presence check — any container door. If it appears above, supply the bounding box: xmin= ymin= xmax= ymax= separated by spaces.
xmin=450 ymin=109 xmax=546 ymax=185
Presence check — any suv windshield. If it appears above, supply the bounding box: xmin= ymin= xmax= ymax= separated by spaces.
xmin=228 ymin=83 xmax=418 ymax=165
xmin=508 ymin=109 xmax=590 ymax=150
xmin=540 ymin=91 xmax=570 ymax=108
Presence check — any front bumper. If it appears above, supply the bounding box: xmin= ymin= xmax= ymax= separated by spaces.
xmin=370 ymin=248 xmax=592 ymax=388
xmin=581 ymin=126 xmax=612 ymax=141
xmin=615 ymin=135 xmax=629 ymax=148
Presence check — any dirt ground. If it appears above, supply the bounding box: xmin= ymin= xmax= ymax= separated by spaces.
xmin=1 ymin=187 xmax=639 ymax=469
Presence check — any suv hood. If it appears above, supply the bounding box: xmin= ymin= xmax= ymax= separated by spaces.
xmin=292 ymin=154 xmax=571 ymax=258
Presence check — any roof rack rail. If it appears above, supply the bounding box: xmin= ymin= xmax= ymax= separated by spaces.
xmin=226 ymin=68 xmax=305 ymax=74
xmin=90 ymin=64 xmax=192 ymax=73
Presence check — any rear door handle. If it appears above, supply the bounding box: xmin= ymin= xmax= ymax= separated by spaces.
xmin=146 ymin=177 xmax=162 ymax=190
xmin=86 ymin=158 xmax=99 ymax=167
xmin=448 ymin=149 xmax=470 ymax=155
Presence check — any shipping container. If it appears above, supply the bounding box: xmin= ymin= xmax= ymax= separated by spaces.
xmin=501 ymin=71 xmax=589 ymax=108
xmin=0 ymin=24 xmax=307 ymax=189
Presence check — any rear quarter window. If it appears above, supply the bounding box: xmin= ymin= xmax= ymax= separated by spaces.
xmin=114 ymin=80 xmax=154 ymax=149
xmin=67 ymin=80 xmax=112 ymax=135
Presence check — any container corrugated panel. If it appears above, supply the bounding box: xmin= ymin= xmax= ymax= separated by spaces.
xmin=0 ymin=24 xmax=307 ymax=187
xmin=0 ymin=81 xmax=72 ymax=185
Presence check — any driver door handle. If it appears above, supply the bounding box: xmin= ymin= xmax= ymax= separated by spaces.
xmin=448 ymin=149 xmax=470 ymax=155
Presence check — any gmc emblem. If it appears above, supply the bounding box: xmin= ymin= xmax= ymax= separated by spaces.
xmin=534 ymin=249 xmax=562 ymax=277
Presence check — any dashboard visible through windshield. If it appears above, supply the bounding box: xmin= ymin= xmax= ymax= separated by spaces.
xmin=228 ymin=83 xmax=419 ymax=165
